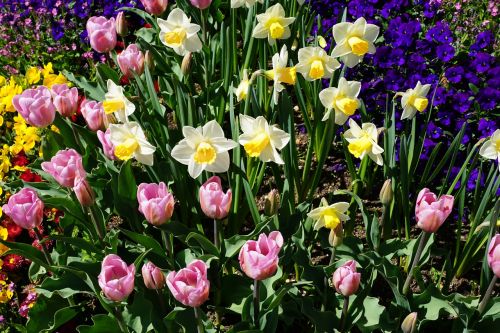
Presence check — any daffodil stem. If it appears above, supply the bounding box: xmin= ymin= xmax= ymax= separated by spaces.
xmin=340 ymin=295 xmax=349 ymax=333
xmin=253 ymin=279 xmax=260 ymax=328
xmin=194 ymin=307 xmax=204 ymax=333
xmin=478 ymin=276 xmax=497 ymax=315
xmin=403 ymin=231 xmax=430 ymax=295
xmin=34 ymin=228 xmax=53 ymax=267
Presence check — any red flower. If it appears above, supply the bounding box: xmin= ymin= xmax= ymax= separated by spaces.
xmin=2 ymin=218 xmax=23 ymax=239
xmin=20 ymin=169 xmax=42 ymax=182
xmin=144 ymin=23 xmax=152 ymax=29
xmin=2 ymin=254 xmax=28 ymax=272
xmin=12 ymin=152 xmax=29 ymax=166
xmin=154 ymin=80 xmax=159 ymax=93
xmin=120 ymin=75 xmax=130 ymax=86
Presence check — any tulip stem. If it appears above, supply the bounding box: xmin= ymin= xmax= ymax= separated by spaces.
xmin=161 ymin=230 xmax=174 ymax=267
xmin=478 ymin=276 xmax=497 ymax=315
xmin=34 ymin=228 xmax=53 ymax=267
xmin=156 ymin=289 xmax=167 ymax=316
xmin=340 ymin=296 xmax=349 ymax=333
xmin=87 ymin=206 xmax=104 ymax=243
xmin=194 ymin=307 xmax=204 ymax=333
xmin=114 ymin=306 xmax=130 ymax=333
xmin=403 ymin=231 xmax=430 ymax=295
xmin=321 ymin=247 xmax=336 ymax=311
xmin=213 ymin=219 xmax=219 ymax=249
xmin=253 ymin=279 xmax=260 ymax=328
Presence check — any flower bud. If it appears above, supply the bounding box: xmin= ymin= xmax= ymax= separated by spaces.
xmin=145 ymin=50 xmax=155 ymax=72
xmin=415 ymin=188 xmax=454 ymax=233
xmin=167 ymin=260 xmax=210 ymax=307
xmin=142 ymin=262 xmax=166 ymax=290
xmin=98 ymin=254 xmax=135 ymax=302
xmin=137 ymin=182 xmax=175 ymax=226
xmin=332 ymin=260 xmax=361 ymax=297
xmin=199 ymin=176 xmax=231 ymax=220
xmin=190 ymin=0 xmax=212 ymax=10
xmin=379 ymin=179 xmax=393 ymax=206
xmin=73 ymin=177 xmax=95 ymax=207
xmin=401 ymin=312 xmax=417 ymax=333
xmin=181 ymin=52 xmax=192 ymax=75
xmin=328 ymin=223 xmax=343 ymax=247
xmin=116 ymin=12 xmax=128 ymax=37
xmin=2 ymin=188 xmax=44 ymax=230
xmin=140 ymin=0 xmax=168 ymax=16
xmin=239 ymin=231 xmax=283 ymax=280
xmin=264 ymin=189 xmax=280 ymax=216
xmin=487 ymin=234 xmax=500 ymax=278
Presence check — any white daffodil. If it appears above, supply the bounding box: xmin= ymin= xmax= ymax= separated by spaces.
xmin=158 ymin=8 xmax=202 ymax=56
xmin=320 ymin=77 xmax=361 ymax=125
xmin=296 ymin=46 xmax=340 ymax=81
xmin=102 ymin=80 xmax=135 ymax=123
xmin=238 ymin=115 xmax=290 ymax=164
xmin=307 ymin=198 xmax=349 ymax=246
xmin=234 ymin=70 xmax=250 ymax=102
xmin=344 ymin=119 xmax=384 ymax=166
xmin=398 ymin=81 xmax=431 ymax=120
xmin=109 ymin=122 xmax=156 ymax=166
xmin=171 ymin=120 xmax=238 ymax=179
xmin=252 ymin=4 xmax=295 ymax=45
xmin=231 ymin=0 xmax=263 ymax=8
xmin=331 ymin=17 xmax=379 ymax=68
xmin=265 ymin=45 xmax=297 ymax=105
xmin=479 ymin=129 xmax=500 ymax=171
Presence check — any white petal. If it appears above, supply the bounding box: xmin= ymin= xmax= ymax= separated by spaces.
xmin=203 ymin=120 xmax=225 ymax=138
xmin=205 ymin=152 xmax=230 ymax=173
xmin=171 ymin=140 xmax=193 ymax=165
xmin=212 ymin=137 xmax=238 ymax=152
xmin=252 ymin=23 xmax=268 ymax=39
xmin=347 ymin=119 xmax=363 ymax=137
xmin=188 ymin=159 xmax=205 ymax=179
xmin=364 ymin=24 xmax=380 ymax=42
xmin=332 ymin=22 xmax=350 ymax=44
xmin=184 ymin=35 xmax=202 ymax=53
xmin=270 ymin=127 xmax=290 ymax=150
xmin=330 ymin=42 xmax=351 ymax=58
xmin=239 ymin=114 xmax=256 ymax=134
xmin=334 ymin=110 xmax=349 ymax=125
xmin=479 ymin=141 xmax=497 ymax=160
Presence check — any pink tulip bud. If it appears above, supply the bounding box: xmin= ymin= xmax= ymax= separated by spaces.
xmin=41 ymin=149 xmax=86 ymax=188
xmin=199 ymin=176 xmax=232 ymax=220
xmin=97 ymin=129 xmax=116 ymax=160
xmin=142 ymin=262 xmax=166 ymax=290
xmin=332 ymin=260 xmax=361 ymax=297
xmin=12 ymin=86 xmax=55 ymax=128
xmin=51 ymin=84 xmax=79 ymax=117
xmin=137 ymin=182 xmax=175 ymax=226
xmin=81 ymin=99 xmax=105 ymax=131
xmin=415 ymin=188 xmax=454 ymax=233
xmin=73 ymin=177 xmax=95 ymax=207
xmin=238 ymin=231 xmax=283 ymax=281
xmin=116 ymin=12 xmax=128 ymax=37
xmin=117 ymin=44 xmax=145 ymax=78
xmin=140 ymin=0 xmax=168 ymax=15
xmin=487 ymin=234 xmax=500 ymax=278
xmin=98 ymin=254 xmax=136 ymax=302
xmin=167 ymin=259 xmax=210 ymax=307
xmin=190 ymin=0 xmax=212 ymax=10
xmin=86 ymin=16 xmax=117 ymax=53
xmin=2 ymin=188 xmax=44 ymax=230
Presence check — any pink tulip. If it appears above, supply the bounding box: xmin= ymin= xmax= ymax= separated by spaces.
xmin=142 ymin=262 xmax=166 ymax=290
xmin=415 ymin=188 xmax=454 ymax=233
xmin=166 ymin=259 xmax=210 ymax=307
xmin=41 ymin=149 xmax=86 ymax=188
xmin=98 ymin=254 xmax=135 ymax=302
xmin=86 ymin=16 xmax=117 ymax=53
xmin=117 ymin=44 xmax=145 ymax=78
xmin=51 ymin=84 xmax=79 ymax=117
xmin=140 ymin=0 xmax=168 ymax=15
xmin=199 ymin=176 xmax=232 ymax=220
xmin=487 ymin=234 xmax=500 ymax=278
xmin=190 ymin=0 xmax=212 ymax=9
xmin=332 ymin=260 xmax=361 ymax=297
xmin=137 ymin=182 xmax=175 ymax=226
xmin=2 ymin=188 xmax=44 ymax=230
xmin=74 ymin=177 xmax=95 ymax=207
xmin=97 ymin=129 xmax=116 ymax=160
xmin=116 ymin=12 xmax=128 ymax=36
xmin=238 ymin=231 xmax=283 ymax=281
xmin=12 ymin=86 xmax=55 ymax=128
xmin=81 ymin=99 xmax=105 ymax=131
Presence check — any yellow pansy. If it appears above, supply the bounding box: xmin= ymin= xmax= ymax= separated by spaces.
xmin=26 ymin=67 xmax=42 ymax=85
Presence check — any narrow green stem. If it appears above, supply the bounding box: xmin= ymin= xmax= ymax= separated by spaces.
xmin=340 ymin=296 xmax=350 ymax=333
xmin=114 ymin=306 xmax=130 ymax=333
xmin=213 ymin=219 xmax=219 ymax=249
xmin=194 ymin=307 xmax=204 ymax=333
xmin=253 ymin=279 xmax=260 ymax=328
xmin=87 ymin=206 xmax=104 ymax=243
xmin=161 ymin=229 xmax=174 ymax=267
xmin=34 ymin=228 xmax=53 ymax=267
xmin=403 ymin=231 xmax=430 ymax=295
xmin=321 ymin=247 xmax=336 ymax=311
xmin=478 ymin=276 xmax=497 ymax=315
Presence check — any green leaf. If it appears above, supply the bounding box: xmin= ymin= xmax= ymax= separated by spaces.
xmin=120 ymin=228 xmax=164 ymax=257
xmin=0 ymin=239 xmax=51 ymax=270
xmin=185 ymin=232 xmax=220 ymax=257
xmin=26 ymin=294 xmax=78 ymax=333
xmin=77 ymin=315 xmax=120 ymax=333
xmin=353 ymin=296 xmax=386 ymax=332
xmin=123 ymin=293 xmax=154 ymax=333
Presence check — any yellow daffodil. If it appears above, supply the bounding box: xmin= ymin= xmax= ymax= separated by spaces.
xmin=231 ymin=0 xmax=263 ymax=8
xmin=252 ymin=4 xmax=295 ymax=45
xmin=398 ymin=81 xmax=431 ymax=120
xmin=109 ymin=122 xmax=156 ymax=166
xmin=320 ymin=77 xmax=361 ymax=125
xmin=296 ymin=46 xmax=340 ymax=81
xmin=234 ymin=70 xmax=250 ymax=102
xmin=43 ymin=72 xmax=67 ymax=88
xmin=331 ymin=17 xmax=379 ymax=68
xmin=344 ymin=119 xmax=384 ymax=165
xmin=238 ymin=115 xmax=290 ymax=164
xmin=307 ymin=198 xmax=349 ymax=246
xmin=26 ymin=67 xmax=41 ymax=85
xmin=103 ymin=79 xmax=135 ymax=123
xmin=265 ymin=45 xmax=296 ymax=105
xmin=158 ymin=8 xmax=202 ymax=56
xmin=171 ymin=120 xmax=238 ymax=178
xmin=479 ymin=129 xmax=500 ymax=171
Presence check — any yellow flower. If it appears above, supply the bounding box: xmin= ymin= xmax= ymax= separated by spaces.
xmin=157 ymin=9 xmax=202 ymax=56
xmin=398 ymin=81 xmax=431 ymax=120
xmin=0 ymin=76 xmax=6 ymax=87
xmin=344 ymin=119 xmax=384 ymax=165
xmin=234 ymin=70 xmax=250 ymax=102
xmin=0 ymin=280 xmax=13 ymax=304
xmin=0 ymin=225 xmax=9 ymax=256
xmin=265 ymin=45 xmax=297 ymax=105
xmin=43 ymin=72 xmax=67 ymax=88
xmin=252 ymin=4 xmax=295 ymax=45
xmin=109 ymin=122 xmax=156 ymax=165
xmin=319 ymin=77 xmax=361 ymax=125
xmin=26 ymin=67 xmax=42 ymax=85
xmin=307 ymin=198 xmax=350 ymax=246
xmin=0 ymin=78 xmax=23 ymax=112
xmin=42 ymin=62 xmax=54 ymax=77
xmin=296 ymin=46 xmax=340 ymax=81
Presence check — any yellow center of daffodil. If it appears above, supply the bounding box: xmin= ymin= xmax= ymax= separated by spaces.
xmin=309 ymin=59 xmax=325 ymax=80
xmin=321 ymin=208 xmax=341 ymax=230
xmin=265 ymin=67 xmax=297 ymax=85
xmin=269 ymin=21 xmax=285 ymax=39
xmin=348 ymin=134 xmax=372 ymax=158
xmin=348 ymin=36 xmax=369 ymax=56
xmin=164 ymin=28 xmax=187 ymax=47
xmin=244 ymin=132 xmax=270 ymax=157
xmin=103 ymin=99 xmax=126 ymax=114
xmin=413 ymin=97 xmax=428 ymax=112
xmin=335 ymin=97 xmax=359 ymax=116
xmin=193 ymin=142 xmax=217 ymax=164
xmin=114 ymin=138 xmax=139 ymax=161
